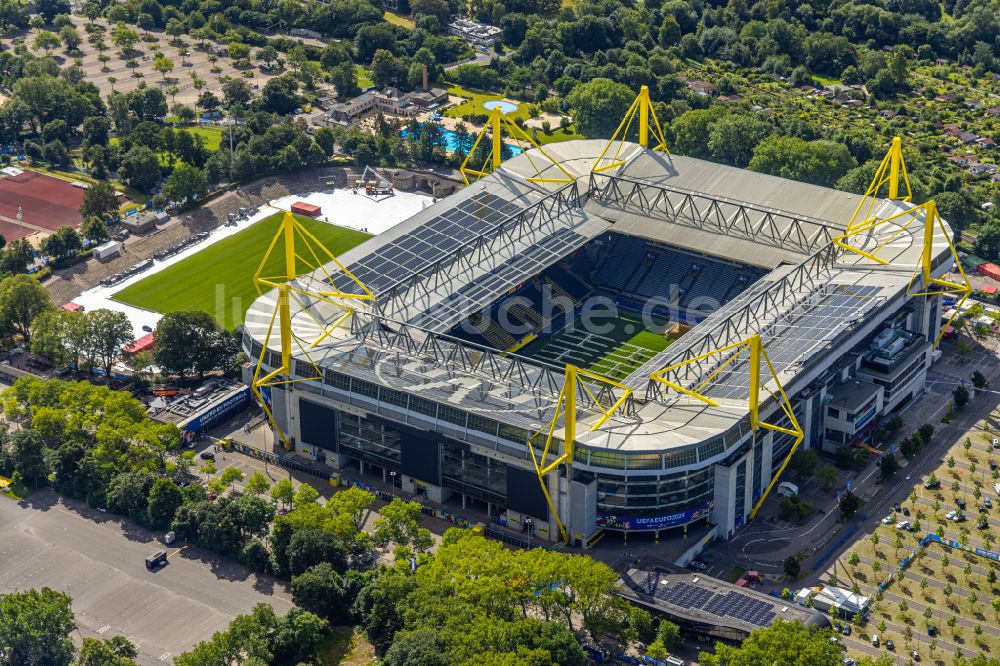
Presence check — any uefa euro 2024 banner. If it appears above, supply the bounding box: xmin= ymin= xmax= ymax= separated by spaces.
xmin=596 ymin=502 xmax=714 ymax=531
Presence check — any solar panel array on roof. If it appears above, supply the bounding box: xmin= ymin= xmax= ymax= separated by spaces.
xmin=652 ymin=581 xmax=776 ymax=627
xmin=407 ymin=226 xmax=591 ymax=330
xmin=327 ymin=191 xmax=524 ymax=296
xmin=698 ymin=283 xmax=884 ymax=399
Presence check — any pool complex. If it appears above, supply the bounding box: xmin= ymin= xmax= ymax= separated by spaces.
xmin=400 ymin=125 xmax=523 ymax=156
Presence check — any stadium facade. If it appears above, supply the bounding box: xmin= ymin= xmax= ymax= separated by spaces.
xmin=242 ymin=138 xmax=958 ymax=545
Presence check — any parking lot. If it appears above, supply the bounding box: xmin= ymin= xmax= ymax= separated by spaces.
xmin=0 ymin=490 xmax=292 ymax=665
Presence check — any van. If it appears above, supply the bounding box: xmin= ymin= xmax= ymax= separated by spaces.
xmin=871 ymin=634 xmax=879 ymax=647
xmin=145 ymin=550 xmax=168 ymax=570
xmin=777 ymin=481 xmax=799 ymax=497
xmin=994 ymin=483 xmax=1000 ymax=496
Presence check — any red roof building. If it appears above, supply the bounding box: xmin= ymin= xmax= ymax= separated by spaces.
xmin=123 ymin=332 xmax=155 ymax=355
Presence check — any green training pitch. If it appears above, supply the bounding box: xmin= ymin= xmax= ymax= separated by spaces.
xmin=113 ymin=212 xmax=372 ymax=330
xmin=519 ymin=315 xmax=673 ymax=381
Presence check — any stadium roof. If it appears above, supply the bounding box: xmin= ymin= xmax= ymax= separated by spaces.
xmin=244 ymin=140 xmax=955 ymax=457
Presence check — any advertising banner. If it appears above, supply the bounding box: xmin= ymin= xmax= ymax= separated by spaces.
xmin=597 ymin=502 xmax=713 ymax=531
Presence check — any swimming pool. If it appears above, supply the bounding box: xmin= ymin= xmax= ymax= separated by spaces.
xmin=400 ymin=125 xmax=523 ymax=156
xmin=483 ymin=100 xmax=519 ymax=114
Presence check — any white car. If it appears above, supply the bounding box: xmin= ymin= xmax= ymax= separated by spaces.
xmin=882 ymin=515 xmax=894 ymax=525
xmin=896 ymin=520 xmax=911 ymax=531
xmin=946 ymin=510 xmax=956 ymax=520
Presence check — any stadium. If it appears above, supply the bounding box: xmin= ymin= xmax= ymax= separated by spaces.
xmin=241 ymin=97 xmax=966 ymax=546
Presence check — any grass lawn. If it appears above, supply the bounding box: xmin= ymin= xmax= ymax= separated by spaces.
xmin=383 ymin=10 xmax=414 ymax=28
xmin=535 ymin=123 xmax=585 ymax=146
xmin=113 ymin=213 xmax=371 ymax=330
xmin=810 ymin=73 xmax=843 ymax=86
xmin=521 ymin=314 xmax=671 ymax=381
xmin=444 ymin=84 xmax=532 ymax=123
xmin=355 ymin=65 xmax=374 ymax=89
xmin=186 ymin=125 xmax=224 ymax=151
xmin=316 ymin=626 xmax=376 ymax=666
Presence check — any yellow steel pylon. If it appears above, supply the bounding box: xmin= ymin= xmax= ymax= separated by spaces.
xmin=834 ymin=199 xmax=971 ymax=346
xmin=649 ymin=335 xmax=803 ymax=519
xmin=459 ymin=107 xmax=574 ymax=185
xmin=253 ymin=211 xmax=374 ymax=302
xmin=250 ymin=283 xmax=327 ymax=450
xmin=592 ymin=85 xmax=669 ymax=173
xmin=847 ymin=136 xmax=913 ymax=232
xmin=527 ymin=365 xmax=633 ymax=543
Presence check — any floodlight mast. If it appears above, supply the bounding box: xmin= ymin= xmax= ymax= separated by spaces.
xmin=459 ymin=107 xmax=575 ymax=185
xmin=250 ymin=212 xmax=374 ymax=450
xmin=648 ymin=334 xmax=804 ymax=520
xmin=834 ymin=138 xmax=971 ymax=346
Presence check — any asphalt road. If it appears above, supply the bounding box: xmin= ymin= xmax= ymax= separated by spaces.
xmin=0 ymin=490 xmax=293 ymax=665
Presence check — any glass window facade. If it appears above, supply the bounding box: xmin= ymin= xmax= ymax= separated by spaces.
xmin=595 ymin=468 xmax=713 ymax=517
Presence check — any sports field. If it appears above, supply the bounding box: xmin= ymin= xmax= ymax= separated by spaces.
xmin=520 ymin=314 xmax=672 ymax=380
xmin=113 ymin=213 xmax=371 ymax=330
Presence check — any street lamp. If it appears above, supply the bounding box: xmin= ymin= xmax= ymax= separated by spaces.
xmin=525 ymin=517 xmax=533 ymax=547
xmin=389 ymin=470 xmax=397 ymax=497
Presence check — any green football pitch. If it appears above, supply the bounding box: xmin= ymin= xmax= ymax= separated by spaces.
xmin=519 ymin=314 xmax=673 ymax=381
xmin=113 ymin=212 xmax=372 ymax=330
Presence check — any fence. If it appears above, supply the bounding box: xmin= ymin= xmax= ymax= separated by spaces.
xmin=812 ymin=512 xmax=869 ymax=572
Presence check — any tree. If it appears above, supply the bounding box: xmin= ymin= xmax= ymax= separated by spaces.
xmin=0 ymin=587 xmax=75 ymax=666
xmin=0 ymin=274 xmax=54 ymax=343
xmin=221 ymin=78 xmax=252 ymax=111
xmin=147 ymin=477 xmax=184 ymax=528
xmin=567 ymin=78 xmax=635 ymax=139
xmin=11 ymin=430 xmax=49 ymax=488
xmin=271 ymin=478 xmax=294 ymax=509
xmin=383 ymin=628 xmax=448 ymax=666
xmin=749 ymin=136 xmax=856 ymax=187
xmin=33 ymin=31 xmax=61 ymax=55
xmin=373 ymin=498 xmax=433 ymax=554
xmin=656 ymin=618 xmax=681 ymax=650
xmin=330 ymin=62 xmax=361 ymax=101
xmin=74 ymin=636 xmax=139 ymax=665
xmin=816 ymin=465 xmax=839 ymax=490
xmin=111 ymin=24 xmax=139 ymax=54
xmin=245 ymin=471 xmax=271 ymax=496
xmin=153 ymin=311 xmax=234 ymax=379
xmin=85 ymin=309 xmax=133 ymax=377
xmin=220 ymin=466 xmax=244 ymax=491
xmin=80 ymin=216 xmax=109 ymax=244
xmin=291 ymin=563 xmax=358 ymax=624
xmin=118 ymin=146 xmax=161 ymax=193
xmin=152 ymin=55 xmax=174 ymax=81
xmin=293 ymin=483 xmax=320 ymax=507
xmin=80 ymin=181 xmax=120 ymax=221
xmin=260 ymin=75 xmax=300 ymax=115
xmin=707 ymin=113 xmax=773 ymax=167
xmin=783 ymin=556 xmax=801 ymax=579
xmin=370 ymin=49 xmax=406 ymax=88
xmin=163 ymin=163 xmax=207 ymax=205
xmin=699 ymin=619 xmax=842 ymax=666
xmin=953 ymin=385 xmax=970 ymax=409
xmin=788 ymin=448 xmax=820 ymax=480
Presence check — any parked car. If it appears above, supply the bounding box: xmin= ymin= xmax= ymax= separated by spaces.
xmin=985 ymin=497 xmax=993 ymax=509
xmin=956 ymin=498 xmax=966 ymax=509
xmin=199 ymin=451 xmax=215 ymax=461
xmin=882 ymin=515 xmax=894 ymax=525
xmin=924 ymin=478 xmax=940 ymax=489
xmin=927 ymin=625 xmax=938 ymax=636
xmin=990 ymin=459 xmax=998 ymax=471
xmin=902 ymin=507 xmax=910 ymax=516
xmin=164 ymin=531 xmax=176 ymax=545
xmin=840 ymin=624 xmax=851 ymax=636
xmin=871 ymin=634 xmax=879 ymax=647
xmin=145 ymin=551 xmax=167 ymax=570
xmin=688 ymin=560 xmax=707 ymax=571
xmin=911 ymin=651 xmax=920 ymax=661
xmin=886 ymin=639 xmax=895 ymax=651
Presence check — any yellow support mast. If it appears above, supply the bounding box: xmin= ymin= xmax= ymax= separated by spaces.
xmin=527 ymin=365 xmax=633 ymax=543
xmin=459 ymin=107 xmax=575 ymax=185
xmin=834 ymin=199 xmax=972 ymax=346
xmin=592 ymin=85 xmax=669 ymax=173
xmin=250 ymin=284 xmax=327 ymax=450
xmin=649 ymin=335 xmax=803 ymax=519
xmin=846 ymin=136 xmax=913 ymax=233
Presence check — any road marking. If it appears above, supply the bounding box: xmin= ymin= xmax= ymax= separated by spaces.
xmin=159 ymin=652 xmax=171 ymax=662
xmin=96 ymin=624 xmax=110 ymax=635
